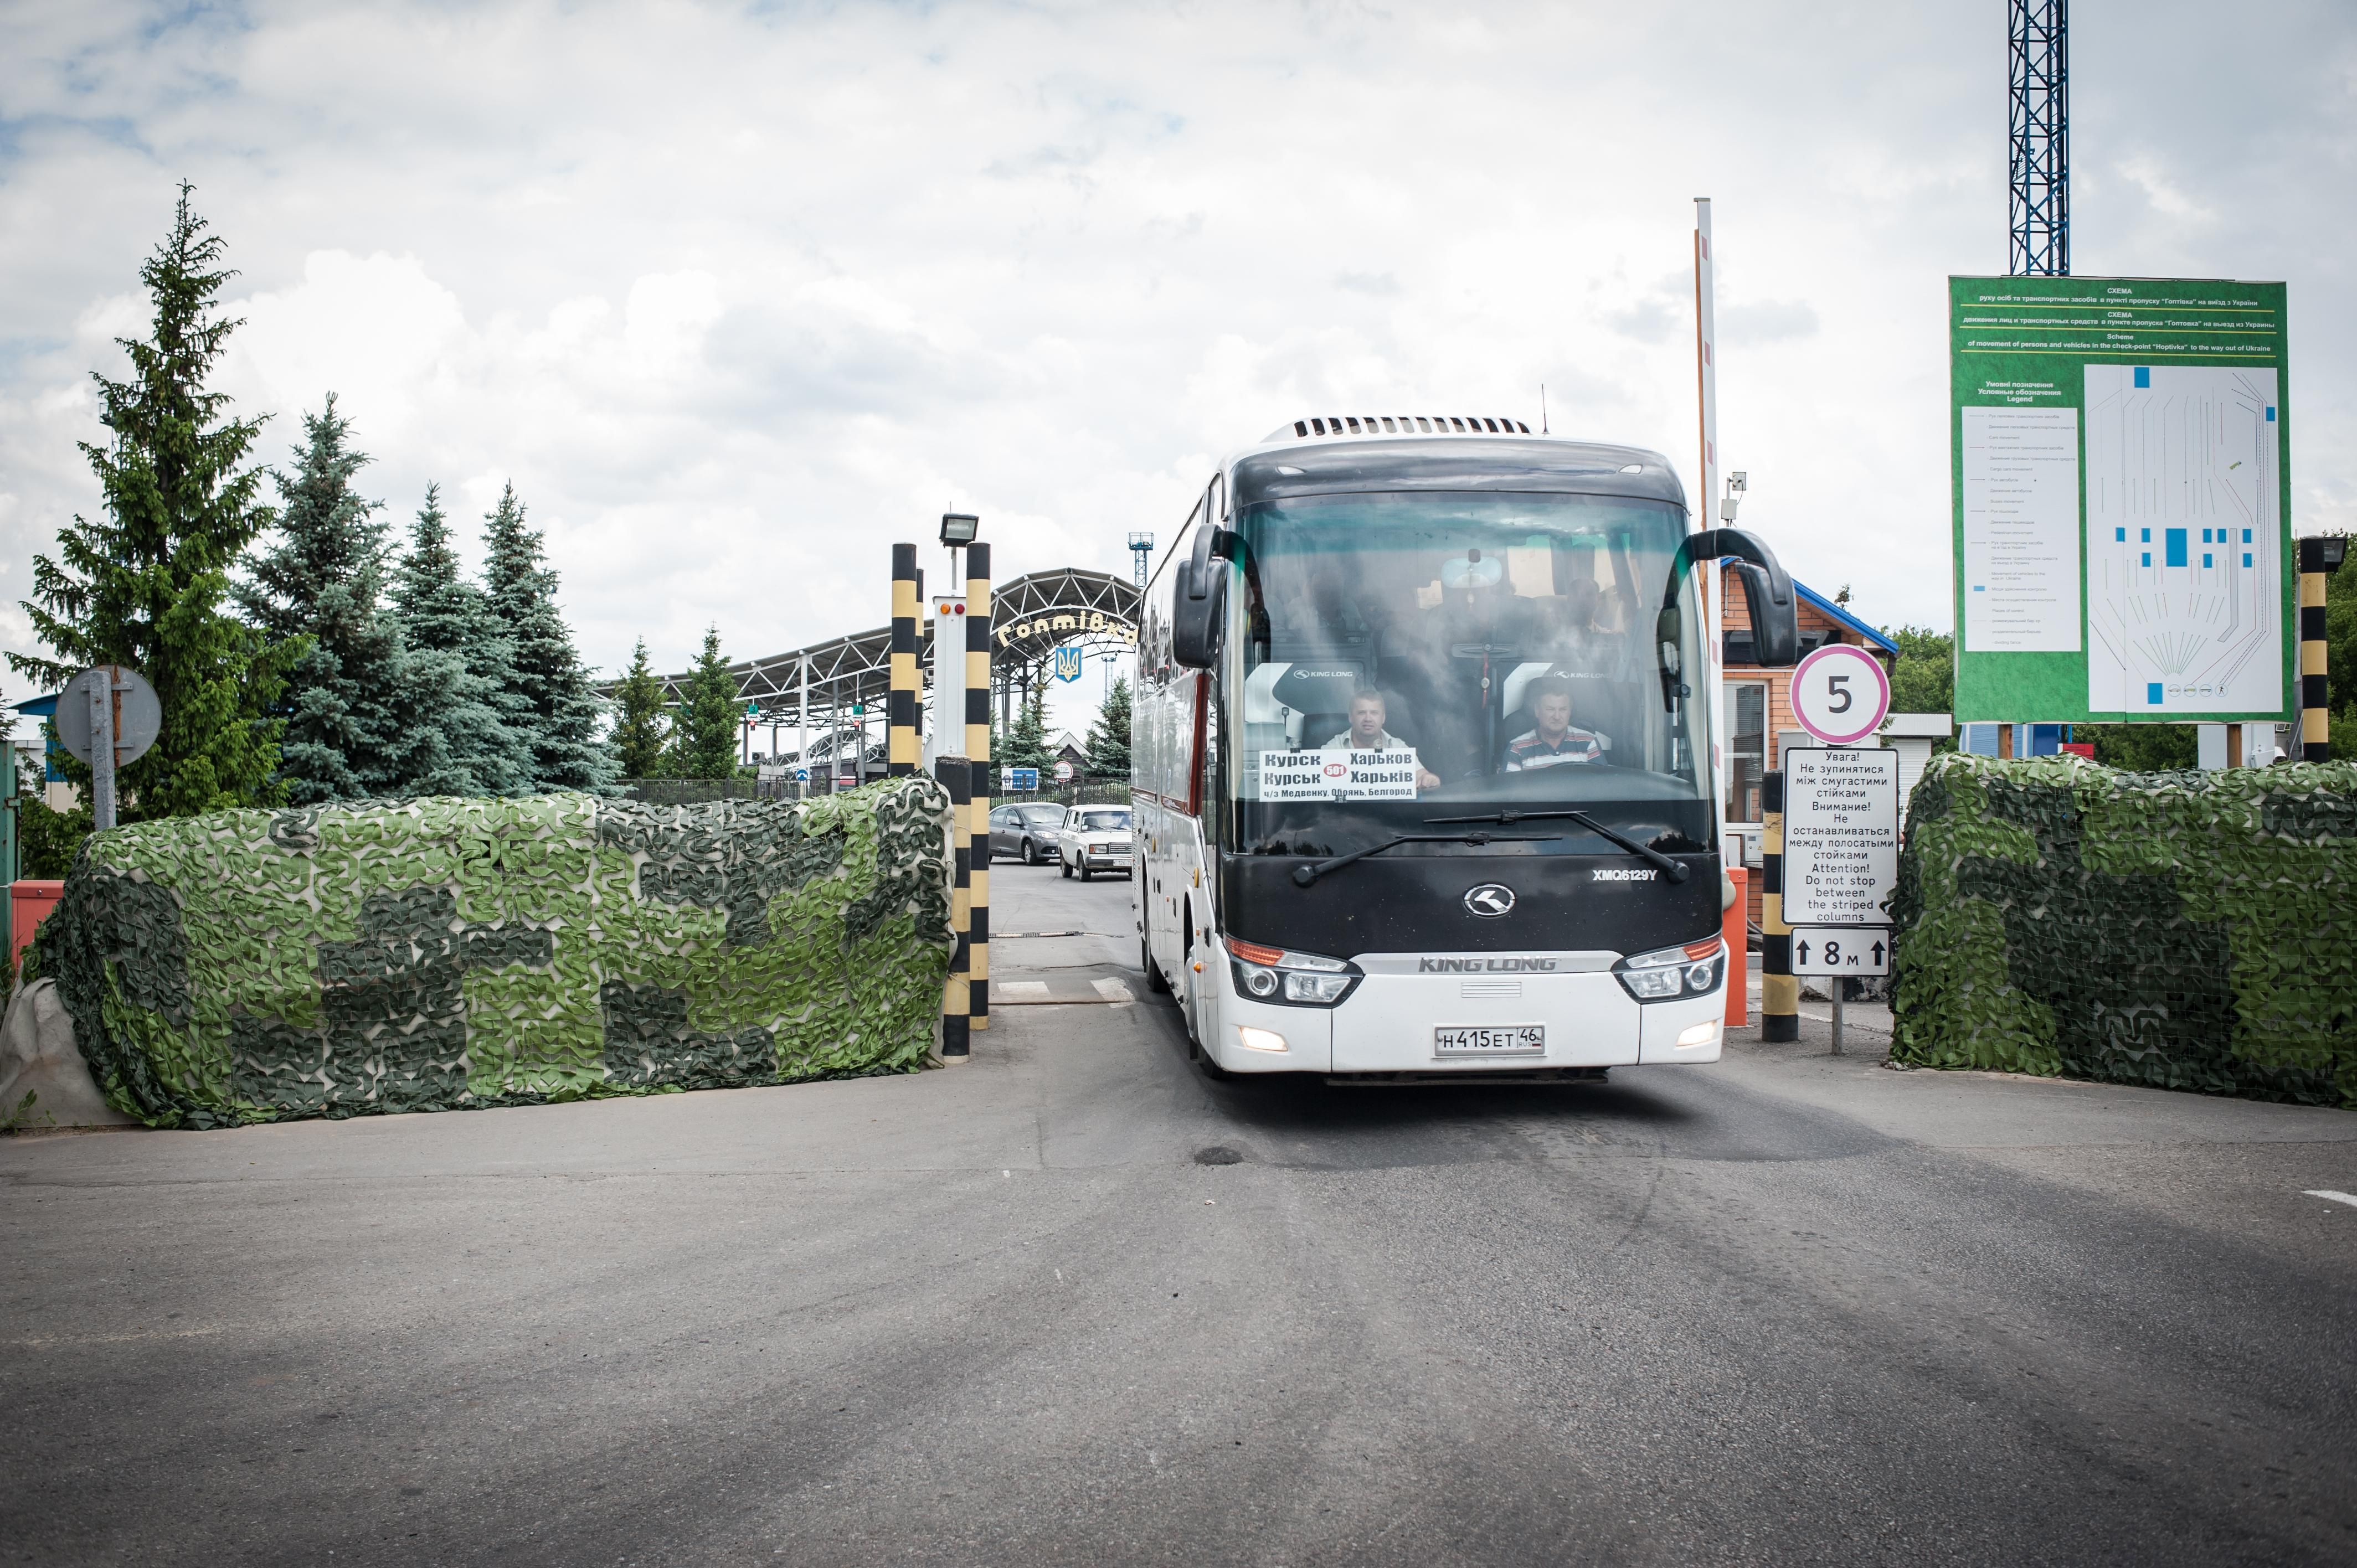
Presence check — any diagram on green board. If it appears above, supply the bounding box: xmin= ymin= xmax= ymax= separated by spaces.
xmin=2083 ymin=364 xmax=2282 ymax=716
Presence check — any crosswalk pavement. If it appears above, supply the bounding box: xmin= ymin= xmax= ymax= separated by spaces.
xmin=991 ymin=977 xmax=1136 ymax=1007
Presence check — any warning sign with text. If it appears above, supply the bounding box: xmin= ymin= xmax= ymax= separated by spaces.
xmin=1782 ymin=747 xmax=1898 ymax=926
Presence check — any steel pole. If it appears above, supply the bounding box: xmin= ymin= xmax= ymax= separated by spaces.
xmin=965 ymin=542 xmax=994 ymax=1034
xmin=89 ymin=667 xmax=118 ymax=832
xmin=938 ymin=755 xmax=971 ymax=1062
xmin=888 ymin=544 xmax=920 ymax=776
xmin=1760 ymin=770 xmax=1799 ymax=1041
xmin=2300 ymin=538 xmax=2332 ymax=761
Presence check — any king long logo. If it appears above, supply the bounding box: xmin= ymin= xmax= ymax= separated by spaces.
xmin=1419 ymin=956 xmax=1558 ymax=973
xmin=1463 ymin=884 xmax=1515 ymax=917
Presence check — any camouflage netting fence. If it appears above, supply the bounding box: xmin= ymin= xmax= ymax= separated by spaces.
xmin=1891 ymin=752 xmax=2357 ymax=1108
xmin=30 ymin=779 xmax=955 ymax=1128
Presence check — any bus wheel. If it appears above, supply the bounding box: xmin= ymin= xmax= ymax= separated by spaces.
xmin=1142 ymin=931 xmax=1170 ymax=993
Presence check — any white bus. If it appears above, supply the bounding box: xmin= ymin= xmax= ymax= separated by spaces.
xmin=1131 ymin=416 xmax=1800 ymax=1081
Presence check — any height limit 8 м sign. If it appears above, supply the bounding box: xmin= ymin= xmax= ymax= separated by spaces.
xmin=1781 ymin=747 xmax=1898 ymax=926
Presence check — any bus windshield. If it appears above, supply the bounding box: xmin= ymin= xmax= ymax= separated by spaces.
xmin=1217 ymin=490 xmax=1711 ymax=854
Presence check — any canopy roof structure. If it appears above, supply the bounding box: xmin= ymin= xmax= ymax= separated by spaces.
xmin=610 ymin=565 xmax=1141 ymax=764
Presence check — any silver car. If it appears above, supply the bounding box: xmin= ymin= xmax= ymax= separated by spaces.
xmin=989 ymin=802 xmax=1068 ymax=865
xmin=1059 ymin=806 xmax=1134 ymax=881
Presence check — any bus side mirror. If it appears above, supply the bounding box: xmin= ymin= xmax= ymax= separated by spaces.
xmin=1685 ymin=528 xmax=1799 ymax=668
xmin=1728 ymin=561 xmax=1799 ymax=667
xmin=1172 ymin=526 xmax=1236 ymax=670
xmin=1172 ymin=562 xmax=1226 ymax=669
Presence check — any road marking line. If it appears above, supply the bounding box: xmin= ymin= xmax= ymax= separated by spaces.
xmin=7 ymin=1326 xmax=225 ymax=1348
xmin=2303 ymin=1189 xmax=2357 ymax=1209
xmin=1092 ymin=977 xmax=1136 ymax=1005
xmin=992 ymin=998 xmax=1126 ymax=1005
xmin=998 ymin=981 xmax=1051 ymax=998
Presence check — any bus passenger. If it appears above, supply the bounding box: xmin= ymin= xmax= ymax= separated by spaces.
xmin=1504 ymin=677 xmax=1610 ymax=770
xmin=1321 ymin=687 xmax=1443 ymax=792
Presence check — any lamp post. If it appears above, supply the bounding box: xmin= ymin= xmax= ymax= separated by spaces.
xmin=933 ymin=513 xmax=988 ymax=1061
xmin=940 ymin=512 xmax=980 ymax=600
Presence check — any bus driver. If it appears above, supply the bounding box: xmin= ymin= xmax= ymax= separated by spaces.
xmin=1504 ymin=676 xmax=1611 ymax=770
xmin=1321 ymin=687 xmax=1443 ymax=792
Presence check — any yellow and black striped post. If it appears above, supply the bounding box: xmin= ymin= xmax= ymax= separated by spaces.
xmin=1759 ymin=769 xmax=1799 ymax=1041
xmin=965 ymin=542 xmax=993 ymax=1032
xmin=937 ymin=755 xmax=972 ymax=1061
xmin=888 ymin=544 xmax=920 ymax=777
xmin=2299 ymin=537 xmax=2332 ymax=762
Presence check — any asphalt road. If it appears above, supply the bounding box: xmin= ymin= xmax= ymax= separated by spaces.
xmin=3 ymin=864 xmax=2354 ymax=1566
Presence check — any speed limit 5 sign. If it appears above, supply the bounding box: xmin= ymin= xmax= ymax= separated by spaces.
xmin=1788 ymin=643 xmax=1891 ymax=746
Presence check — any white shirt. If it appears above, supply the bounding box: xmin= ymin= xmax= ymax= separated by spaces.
xmin=1321 ymin=728 xmax=1410 ymax=752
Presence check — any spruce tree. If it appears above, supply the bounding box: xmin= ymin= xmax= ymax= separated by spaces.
xmin=481 ymin=483 xmax=620 ymax=794
xmin=610 ymin=638 xmax=671 ymax=779
xmin=390 ymin=483 xmax=534 ymax=795
xmin=11 ymin=184 xmax=296 ymax=819
xmin=665 ymin=626 xmax=743 ymax=780
xmin=235 ymin=395 xmax=435 ymax=802
xmin=1001 ymin=683 xmax=1056 ymax=773
xmin=1083 ymin=674 xmax=1133 ymax=778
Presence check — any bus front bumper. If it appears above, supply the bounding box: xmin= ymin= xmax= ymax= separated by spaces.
xmin=1319 ymin=960 xmax=1723 ymax=1075
xmin=1201 ymin=952 xmax=1725 ymax=1076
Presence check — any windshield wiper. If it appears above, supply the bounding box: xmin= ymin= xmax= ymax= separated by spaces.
xmin=1422 ymin=809 xmax=1692 ymax=883
xmin=1290 ymin=832 xmax=1563 ymax=888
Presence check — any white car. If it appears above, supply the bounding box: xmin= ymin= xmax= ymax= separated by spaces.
xmin=1059 ymin=806 xmax=1134 ymax=881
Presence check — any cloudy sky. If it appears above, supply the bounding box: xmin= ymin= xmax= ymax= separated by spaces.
xmin=3 ymin=0 xmax=2352 ymax=738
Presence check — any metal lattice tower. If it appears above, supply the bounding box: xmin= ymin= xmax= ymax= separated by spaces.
xmin=1128 ymin=531 xmax=1154 ymax=591
xmin=2009 ymin=0 xmax=2068 ymax=276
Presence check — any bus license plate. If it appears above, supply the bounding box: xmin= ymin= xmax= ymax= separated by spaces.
xmin=1434 ymin=1025 xmax=1545 ymax=1056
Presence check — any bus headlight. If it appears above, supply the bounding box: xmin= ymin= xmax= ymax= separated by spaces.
xmin=1284 ymin=971 xmax=1352 ymax=1004
xmin=1225 ymin=937 xmax=1361 ymax=1009
xmin=1614 ymin=939 xmax=1725 ymax=1003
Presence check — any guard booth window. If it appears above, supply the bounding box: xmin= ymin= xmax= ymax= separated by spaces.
xmin=1725 ymin=681 xmax=1767 ymax=824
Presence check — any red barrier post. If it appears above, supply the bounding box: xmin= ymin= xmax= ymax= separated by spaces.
xmin=1722 ymin=866 xmax=1749 ymax=1028
xmin=11 ymin=880 xmax=63 ymax=978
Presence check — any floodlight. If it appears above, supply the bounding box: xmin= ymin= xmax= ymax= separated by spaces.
xmin=939 ymin=513 xmax=980 ymax=546
xmin=2320 ymin=537 xmax=2348 ymax=570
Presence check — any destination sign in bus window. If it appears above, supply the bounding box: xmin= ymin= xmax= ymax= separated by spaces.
xmin=1257 ymin=748 xmax=1421 ymax=801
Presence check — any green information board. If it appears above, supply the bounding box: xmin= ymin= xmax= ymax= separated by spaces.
xmin=1948 ymin=275 xmax=2292 ymax=724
